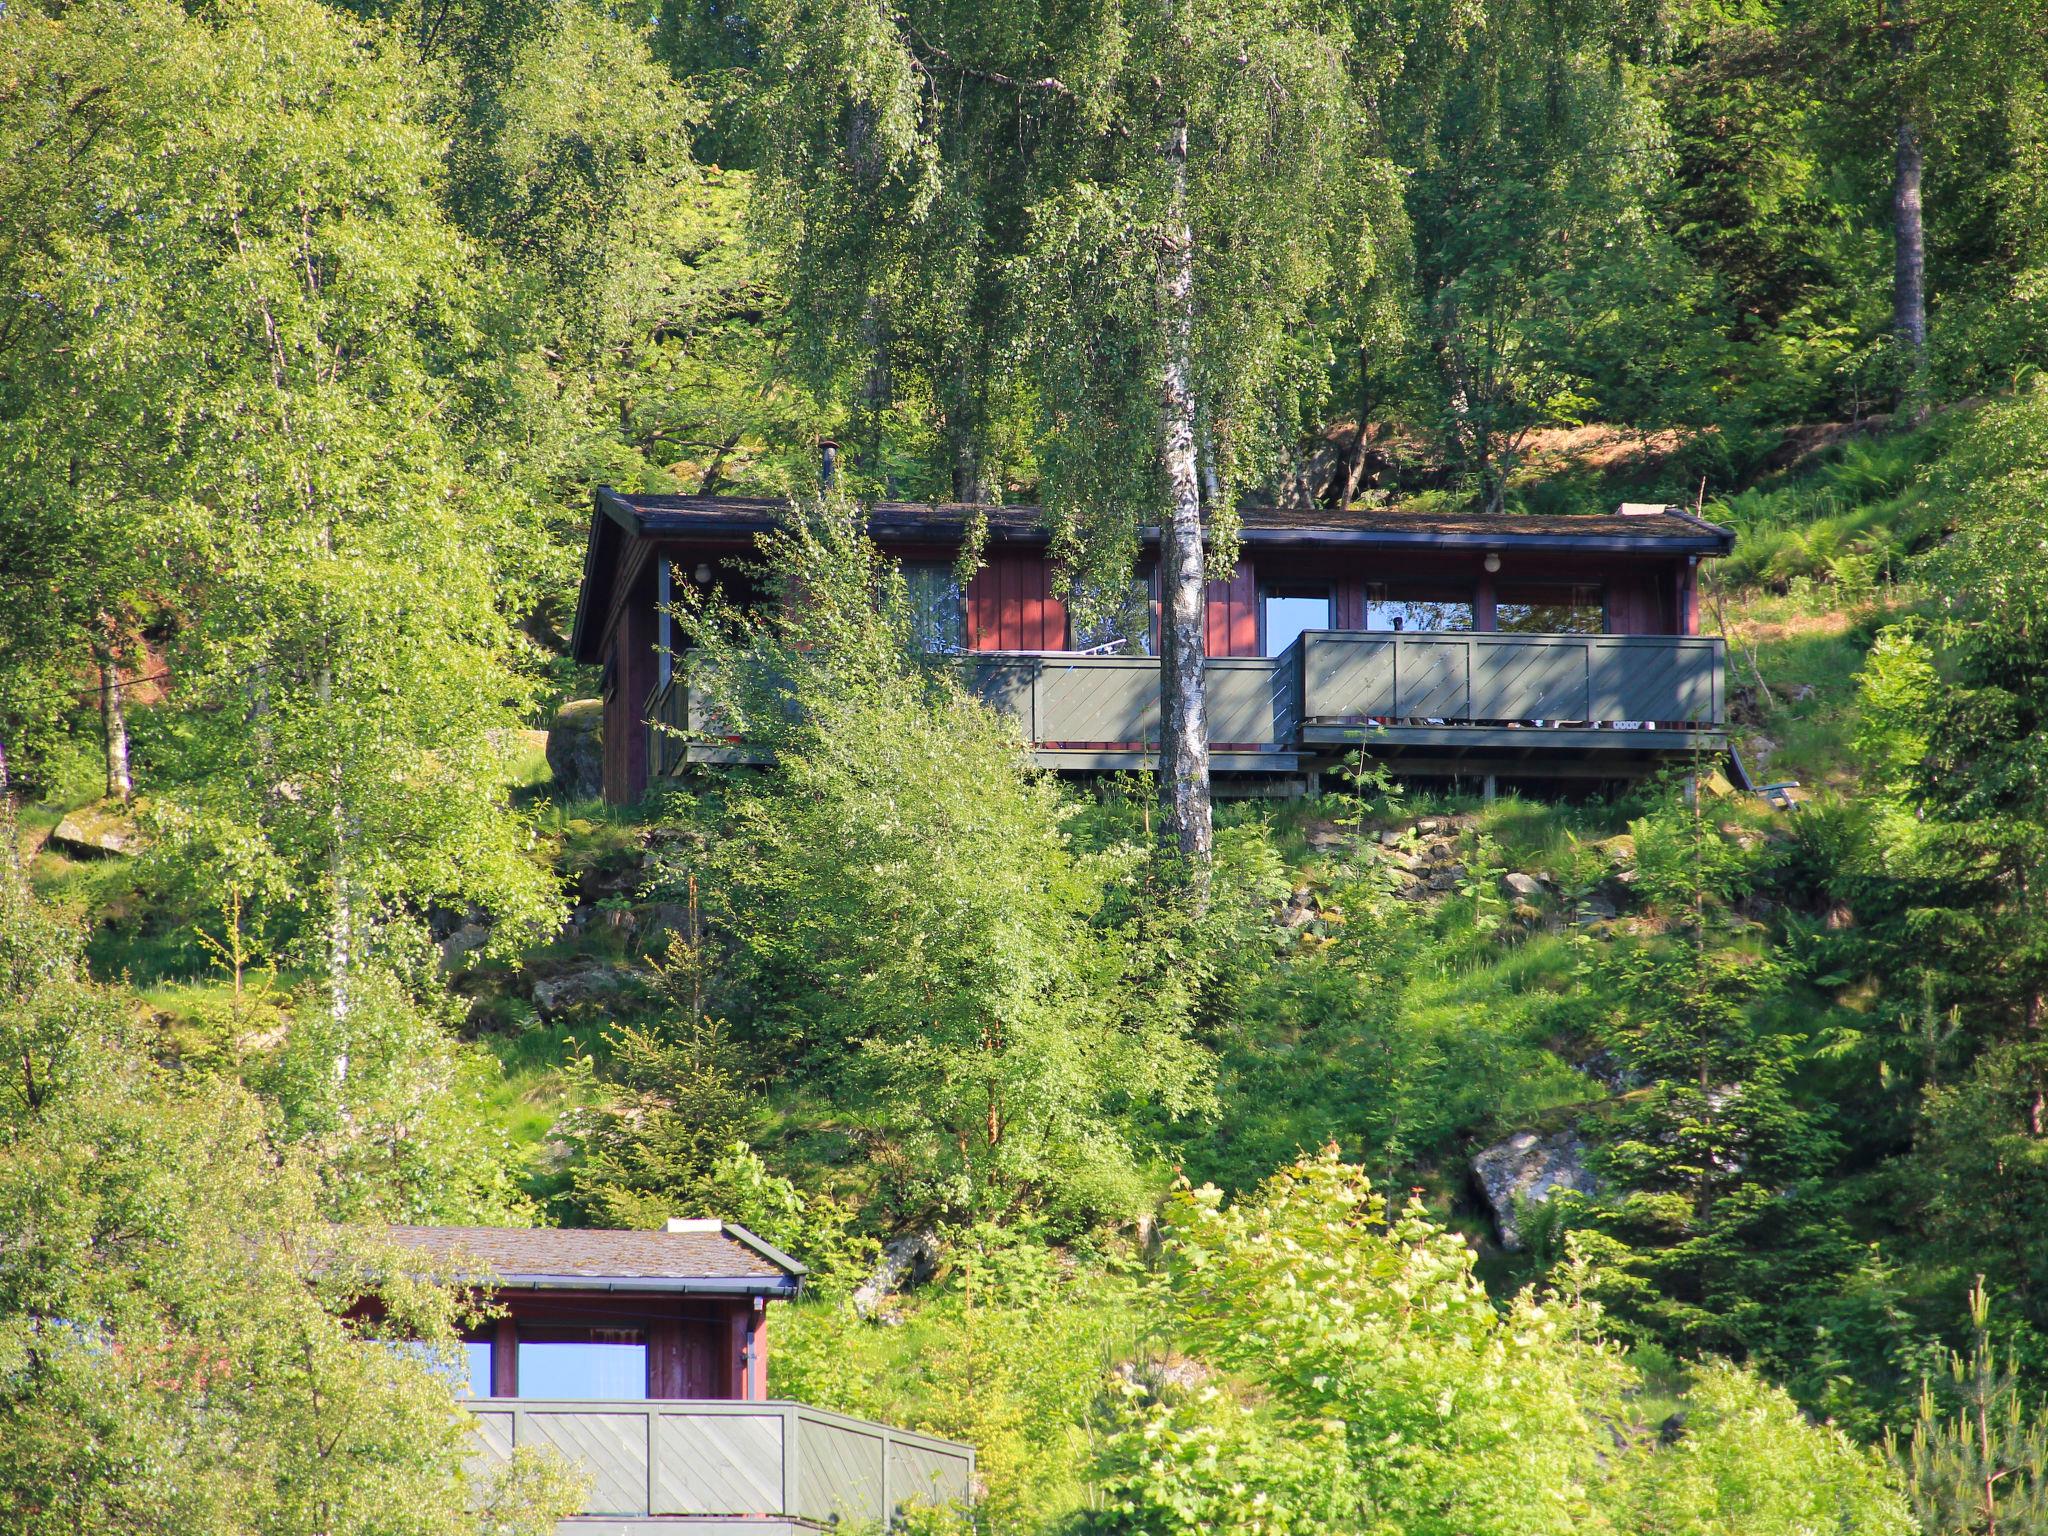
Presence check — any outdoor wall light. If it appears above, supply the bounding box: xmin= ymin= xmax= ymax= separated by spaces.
xmin=1483 ymin=551 xmax=1502 ymax=574
xmin=695 ymin=563 xmax=713 ymax=584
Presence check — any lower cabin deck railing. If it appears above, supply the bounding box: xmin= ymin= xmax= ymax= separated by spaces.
xmin=467 ymin=1398 xmax=974 ymax=1528
xmin=647 ymin=631 xmax=1726 ymax=775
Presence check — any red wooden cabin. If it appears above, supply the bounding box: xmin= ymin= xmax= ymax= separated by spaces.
xmin=569 ymin=490 xmax=1737 ymax=801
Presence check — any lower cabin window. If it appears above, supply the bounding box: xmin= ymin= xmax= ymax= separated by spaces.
xmin=1496 ymin=585 xmax=1605 ymax=634
xmin=515 ymin=1327 xmax=649 ymax=1400
xmin=460 ymin=1339 xmax=493 ymax=1398
xmin=1365 ymin=585 xmax=1474 ymax=633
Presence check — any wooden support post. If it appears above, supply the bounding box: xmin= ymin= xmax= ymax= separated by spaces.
xmin=781 ymin=1404 xmax=802 ymax=1518
xmin=880 ymin=1424 xmax=894 ymax=1530
xmin=493 ymin=1316 xmax=517 ymax=1398
xmin=1483 ymin=774 xmax=1497 ymax=804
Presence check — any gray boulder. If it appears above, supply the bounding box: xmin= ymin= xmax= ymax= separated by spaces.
xmin=48 ymin=801 xmax=143 ymax=858
xmin=438 ymin=923 xmax=492 ymax=975
xmin=1502 ymin=872 xmax=1548 ymax=901
xmin=1472 ymin=1130 xmax=1597 ymax=1251
xmin=531 ymin=965 xmax=633 ymax=1016
xmin=852 ymin=1231 xmax=942 ymax=1320
xmin=546 ymin=699 xmax=605 ymax=802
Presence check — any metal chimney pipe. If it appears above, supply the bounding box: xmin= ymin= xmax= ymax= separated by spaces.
xmin=818 ymin=439 xmax=839 ymax=489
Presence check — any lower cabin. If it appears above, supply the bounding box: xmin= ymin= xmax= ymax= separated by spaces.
xmin=382 ymin=1220 xmax=972 ymax=1533
xmin=569 ymin=488 xmax=1739 ymax=801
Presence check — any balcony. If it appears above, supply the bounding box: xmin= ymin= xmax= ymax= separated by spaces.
xmin=467 ymin=1398 xmax=974 ymax=1534
xmin=647 ymin=631 xmax=1727 ymax=783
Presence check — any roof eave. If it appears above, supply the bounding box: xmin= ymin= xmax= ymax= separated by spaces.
xmin=1227 ymin=525 xmax=1732 ymax=555
xmin=568 ymin=489 xmax=653 ymax=663
xmin=478 ymin=1273 xmax=802 ymax=1297
xmin=716 ymin=1221 xmax=809 ymax=1279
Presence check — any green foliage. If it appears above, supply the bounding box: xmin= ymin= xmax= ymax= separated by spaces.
xmin=774 ymin=1227 xmax=1150 ymax=1527
xmin=1615 ymin=1360 xmax=1916 ymax=1536
xmin=1095 ymin=1148 xmax=1914 ymax=1535
xmin=0 ymin=0 xmax=564 ymax=1043
xmin=697 ymin=1144 xmax=879 ymax=1302
xmin=0 ymin=844 xmax=580 ymax=1536
xmin=253 ymin=960 xmax=542 ymax=1226
xmin=1890 ymin=1281 xmax=2048 ymax=1536
xmin=1386 ymin=0 xmax=1697 ymax=508
xmin=1563 ymin=928 xmax=1851 ymax=1369
xmin=1112 ymin=1150 xmax=1634 ymax=1536
xmin=560 ymin=932 xmax=758 ymax=1228
xmin=683 ymin=504 xmax=1213 ymax=1227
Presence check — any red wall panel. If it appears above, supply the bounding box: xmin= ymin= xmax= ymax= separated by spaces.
xmin=1204 ymin=561 xmax=1259 ymax=657
xmin=967 ymin=554 xmax=1069 ymax=650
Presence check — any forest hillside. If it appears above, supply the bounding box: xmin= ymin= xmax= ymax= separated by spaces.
xmin=5 ymin=0 xmax=2048 ymax=1532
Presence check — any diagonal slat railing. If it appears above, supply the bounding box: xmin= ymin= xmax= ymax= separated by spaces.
xmin=648 ymin=632 xmax=1724 ymax=776
xmin=466 ymin=1399 xmax=974 ymax=1529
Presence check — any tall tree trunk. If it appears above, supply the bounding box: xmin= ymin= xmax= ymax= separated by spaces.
xmin=1891 ymin=1 xmax=1928 ymax=413
xmin=0 ymin=733 xmax=17 ymax=877
xmin=951 ymin=438 xmax=985 ymax=504
xmin=92 ymin=620 xmax=132 ymax=804
xmin=1892 ymin=114 xmax=1927 ymax=408
xmin=1156 ymin=114 xmax=1212 ymax=871
xmin=1339 ymin=343 xmax=1374 ymax=507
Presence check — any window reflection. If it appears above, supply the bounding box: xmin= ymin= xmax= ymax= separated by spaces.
xmin=1365 ymin=585 xmax=1473 ymax=632
xmin=1069 ymin=579 xmax=1155 ymax=655
xmin=517 ymin=1331 xmax=647 ymax=1401
xmin=1496 ymin=586 xmax=1605 ymax=634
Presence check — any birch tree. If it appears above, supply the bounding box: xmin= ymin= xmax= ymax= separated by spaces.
xmin=753 ymin=0 xmax=1386 ymax=864
xmin=0 ymin=0 xmax=561 ymax=1047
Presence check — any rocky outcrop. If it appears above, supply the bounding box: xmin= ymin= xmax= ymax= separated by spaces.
xmin=546 ymin=699 xmax=605 ymax=802
xmin=48 ymin=800 xmax=143 ymax=858
xmin=438 ymin=922 xmax=492 ymax=975
xmin=531 ymin=965 xmax=636 ymax=1016
xmin=1472 ymin=1129 xmax=1597 ymax=1251
xmin=852 ymin=1230 xmax=943 ymax=1320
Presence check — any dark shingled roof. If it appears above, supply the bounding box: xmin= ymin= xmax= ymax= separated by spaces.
xmin=384 ymin=1222 xmax=804 ymax=1292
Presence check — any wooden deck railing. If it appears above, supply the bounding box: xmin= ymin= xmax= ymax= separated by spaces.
xmin=645 ymin=632 xmax=1725 ymax=775
xmin=1294 ymin=631 xmax=1724 ymax=729
xmin=467 ymin=1398 xmax=973 ymax=1528
xmin=958 ymin=653 xmax=1300 ymax=752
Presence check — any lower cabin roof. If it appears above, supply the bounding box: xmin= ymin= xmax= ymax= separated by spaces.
xmin=383 ymin=1220 xmax=805 ymax=1296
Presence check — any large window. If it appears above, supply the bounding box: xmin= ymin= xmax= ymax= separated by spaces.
xmin=1365 ymin=584 xmax=1473 ymax=633
xmin=1496 ymin=585 xmax=1605 ymax=634
xmin=1263 ymin=588 xmax=1332 ymax=657
xmin=516 ymin=1328 xmax=648 ymax=1400
xmin=902 ymin=561 xmax=966 ymax=653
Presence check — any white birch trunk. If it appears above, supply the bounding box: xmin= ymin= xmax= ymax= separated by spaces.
xmin=317 ymin=655 xmax=351 ymax=1078
xmin=93 ymin=622 xmax=132 ymax=804
xmin=1157 ymin=115 xmax=1213 ymax=869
